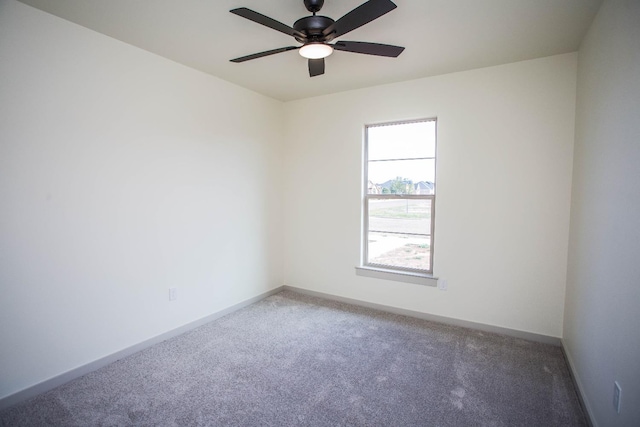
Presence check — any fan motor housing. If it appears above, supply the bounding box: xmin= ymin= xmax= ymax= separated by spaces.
xmin=293 ymin=15 xmax=335 ymax=42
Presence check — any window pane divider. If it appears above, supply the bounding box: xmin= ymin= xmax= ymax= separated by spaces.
xmin=366 ymin=194 xmax=434 ymax=200
xmin=369 ymin=231 xmax=431 ymax=237
xmin=369 ymin=157 xmax=435 ymax=162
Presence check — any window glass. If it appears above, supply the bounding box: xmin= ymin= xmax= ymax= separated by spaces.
xmin=368 ymin=232 xmax=431 ymax=271
xmin=367 ymin=159 xmax=435 ymax=194
xmin=367 ymin=199 xmax=432 ymax=235
xmin=363 ymin=119 xmax=436 ymax=275
xmin=368 ymin=121 xmax=436 ymax=160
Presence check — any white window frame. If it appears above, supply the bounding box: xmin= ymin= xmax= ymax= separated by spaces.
xmin=360 ymin=118 xmax=437 ymax=279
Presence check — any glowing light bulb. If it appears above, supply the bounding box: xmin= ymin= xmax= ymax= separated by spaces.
xmin=299 ymin=43 xmax=334 ymax=59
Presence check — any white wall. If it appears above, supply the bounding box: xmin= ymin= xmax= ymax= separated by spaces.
xmin=564 ymin=0 xmax=640 ymax=426
xmin=0 ymin=0 xmax=283 ymax=399
xmin=283 ymin=54 xmax=577 ymax=338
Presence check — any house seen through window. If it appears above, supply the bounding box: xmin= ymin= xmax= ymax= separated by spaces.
xmin=363 ymin=119 xmax=437 ymax=275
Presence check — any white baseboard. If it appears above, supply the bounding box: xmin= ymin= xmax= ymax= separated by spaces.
xmin=283 ymin=285 xmax=562 ymax=346
xmin=1 ymin=284 xmax=567 ymax=412
xmin=561 ymin=340 xmax=597 ymax=427
xmin=0 ymin=286 xmax=285 ymax=411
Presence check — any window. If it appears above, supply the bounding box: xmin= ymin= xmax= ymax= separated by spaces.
xmin=362 ymin=119 xmax=437 ymax=276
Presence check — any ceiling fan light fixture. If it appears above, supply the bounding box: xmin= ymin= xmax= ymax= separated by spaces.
xmin=299 ymin=43 xmax=333 ymax=59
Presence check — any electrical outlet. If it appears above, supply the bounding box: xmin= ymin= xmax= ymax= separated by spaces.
xmin=613 ymin=381 xmax=621 ymax=414
xmin=169 ymin=287 xmax=178 ymax=301
xmin=438 ymin=278 xmax=448 ymax=291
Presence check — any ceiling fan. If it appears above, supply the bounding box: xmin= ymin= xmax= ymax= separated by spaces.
xmin=229 ymin=0 xmax=404 ymax=77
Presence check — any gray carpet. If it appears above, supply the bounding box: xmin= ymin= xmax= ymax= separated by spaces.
xmin=0 ymin=290 xmax=586 ymax=426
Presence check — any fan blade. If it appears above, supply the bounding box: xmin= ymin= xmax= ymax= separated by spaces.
xmin=309 ymin=58 xmax=325 ymax=77
xmin=333 ymin=41 xmax=404 ymax=57
xmin=323 ymin=0 xmax=397 ymax=39
xmin=230 ymin=8 xmax=306 ymax=39
xmin=230 ymin=46 xmax=299 ymax=63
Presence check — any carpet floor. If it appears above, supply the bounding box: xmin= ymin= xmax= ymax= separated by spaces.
xmin=0 ymin=290 xmax=586 ymax=426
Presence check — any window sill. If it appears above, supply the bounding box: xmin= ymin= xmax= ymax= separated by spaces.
xmin=355 ymin=266 xmax=438 ymax=287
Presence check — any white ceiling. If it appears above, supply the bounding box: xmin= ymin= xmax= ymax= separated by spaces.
xmin=17 ymin=0 xmax=602 ymax=102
